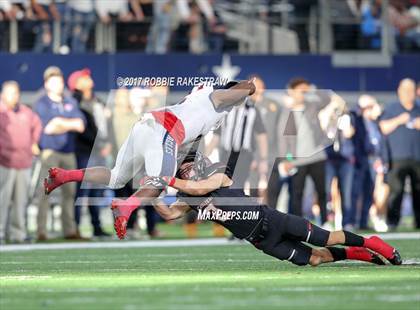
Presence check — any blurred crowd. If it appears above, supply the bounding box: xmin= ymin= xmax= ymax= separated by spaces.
xmin=296 ymin=0 xmax=420 ymax=52
xmin=1 ymin=0 xmax=420 ymax=53
xmin=0 ymin=0 xmax=227 ymax=53
xmin=273 ymin=77 xmax=418 ymax=231
xmin=0 ymin=66 xmax=170 ymax=243
xmin=201 ymin=76 xmax=420 ymax=237
xmin=1 ymin=66 xmax=419 ymax=244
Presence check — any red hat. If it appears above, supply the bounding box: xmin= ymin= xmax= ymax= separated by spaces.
xmin=67 ymin=68 xmax=91 ymax=91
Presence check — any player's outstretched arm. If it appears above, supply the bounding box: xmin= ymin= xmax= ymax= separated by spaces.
xmin=210 ymin=79 xmax=256 ymax=108
xmin=152 ymin=199 xmax=191 ymax=220
xmin=163 ymin=173 xmax=231 ymax=196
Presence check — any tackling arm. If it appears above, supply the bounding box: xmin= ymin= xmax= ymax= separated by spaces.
xmin=153 ymin=199 xmax=191 ymax=221
xmin=166 ymin=173 xmax=231 ymax=196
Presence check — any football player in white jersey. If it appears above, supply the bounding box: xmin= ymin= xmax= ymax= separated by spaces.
xmin=43 ymin=79 xmax=256 ymax=239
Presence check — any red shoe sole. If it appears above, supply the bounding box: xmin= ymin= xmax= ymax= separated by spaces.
xmin=44 ymin=168 xmax=60 ymax=195
xmin=113 ymin=217 xmax=127 ymax=240
xmin=111 ymin=205 xmax=128 ymax=240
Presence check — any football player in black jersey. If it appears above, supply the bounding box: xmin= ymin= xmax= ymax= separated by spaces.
xmin=150 ymin=154 xmax=402 ymax=267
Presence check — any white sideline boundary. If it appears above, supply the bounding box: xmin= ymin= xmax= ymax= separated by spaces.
xmin=0 ymin=238 xmax=233 ymax=252
xmin=0 ymin=232 xmax=419 ymax=253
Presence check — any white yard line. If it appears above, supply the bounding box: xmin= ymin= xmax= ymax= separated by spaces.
xmin=0 ymin=238 xmax=234 ymax=252
xmin=0 ymin=232 xmax=418 ymax=253
xmin=372 ymin=232 xmax=420 ymax=240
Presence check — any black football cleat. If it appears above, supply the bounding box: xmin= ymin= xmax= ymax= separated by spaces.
xmin=388 ymin=249 xmax=402 ymax=265
xmin=369 ymin=251 xmax=386 ymax=265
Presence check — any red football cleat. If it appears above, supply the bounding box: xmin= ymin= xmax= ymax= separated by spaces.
xmin=346 ymin=247 xmax=385 ymax=265
xmin=364 ymin=236 xmax=402 ymax=265
xmin=44 ymin=167 xmax=66 ymax=195
xmin=113 ymin=215 xmax=128 ymax=240
xmin=111 ymin=198 xmax=139 ymax=240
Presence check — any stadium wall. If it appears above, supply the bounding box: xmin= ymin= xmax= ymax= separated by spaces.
xmin=1 ymin=53 xmax=420 ymax=92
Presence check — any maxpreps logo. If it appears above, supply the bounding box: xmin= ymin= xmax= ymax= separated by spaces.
xmin=197 ymin=204 xmax=260 ymax=222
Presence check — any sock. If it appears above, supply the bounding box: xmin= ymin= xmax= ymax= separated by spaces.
xmin=124 ymin=195 xmax=142 ymax=213
xmin=113 ymin=195 xmax=141 ymax=219
xmin=65 ymin=169 xmax=85 ymax=183
xmin=345 ymin=247 xmax=373 ymax=262
xmin=326 ymin=246 xmax=346 ymax=262
xmin=343 ymin=230 xmax=364 ymax=246
xmin=363 ymin=236 xmax=394 ymax=259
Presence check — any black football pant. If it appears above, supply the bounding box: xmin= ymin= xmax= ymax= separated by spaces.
xmin=253 ymin=208 xmax=330 ymax=266
xmin=291 ymin=160 xmax=327 ymax=224
xmin=387 ymin=160 xmax=420 ymax=228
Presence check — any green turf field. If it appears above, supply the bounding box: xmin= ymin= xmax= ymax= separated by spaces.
xmin=1 ymin=239 xmax=420 ymax=310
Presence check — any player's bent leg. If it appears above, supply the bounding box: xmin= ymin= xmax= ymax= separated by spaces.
xmin=111 ymin=185 xmax=163 ymax=239
xmin=108 ymin=124 xmax=145 ymax=190
xmin=262 ymin=240 xmax=313 ymax=266
xmin=309 ymin=247 xmax=385 ymax=266
xmin=43 ymin=160 xmax=135 ymax=194
xmin=324 ymin=246 xmax=385 ymax=265
xmin=111 ymin=122 xmax=178 ymax=240
xmin=281 ymin=213 xmax=402 ymax=265
xmin=44 ymin=167 xmax=112 ymax=195
xmin=111 ymin=139 xmax=176 ymax=239
xmin=283 ymin=214 xmax=330 ymax=247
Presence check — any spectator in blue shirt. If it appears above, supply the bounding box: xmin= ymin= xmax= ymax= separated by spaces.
xmin=350 ymin=95 xmax=387 ymax=230
xmin=379 ymin=78 xmax=420 ymax=229
xmin=34 ymin=66 xmax=86 ymax=241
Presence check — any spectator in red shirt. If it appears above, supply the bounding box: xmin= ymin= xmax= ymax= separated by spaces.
xmin=0 ymin=81 xmax=42 ymax=244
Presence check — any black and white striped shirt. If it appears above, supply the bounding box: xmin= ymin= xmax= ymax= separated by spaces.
xmin=216 ymin=98 xmax=266 ymax=153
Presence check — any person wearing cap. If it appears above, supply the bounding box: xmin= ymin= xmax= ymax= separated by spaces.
xmin=68 ymin=68 xmax=112 ymax=238
xmin=0 ymin=81 xmax=42 ymax=244
xmin=33 ymin=66 xmax=86 ymax=241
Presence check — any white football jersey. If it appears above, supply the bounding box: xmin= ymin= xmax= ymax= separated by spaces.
xmin=165 ymin=85 xmax=231 ymax=144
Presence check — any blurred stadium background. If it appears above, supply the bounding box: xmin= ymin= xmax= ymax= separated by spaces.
xmin=0 ymin=0 xmax=419 ymax=242
xmin=1 ymin=1 xmax=420 ymax=310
